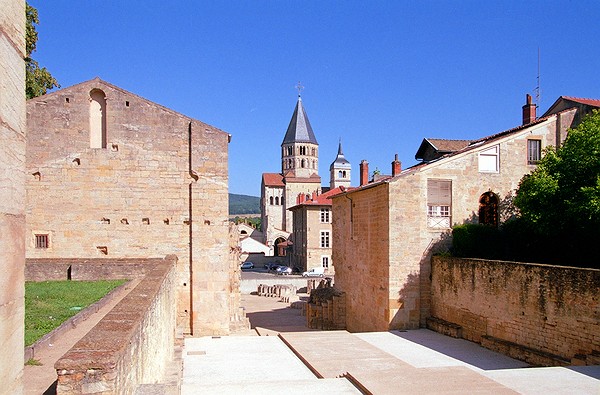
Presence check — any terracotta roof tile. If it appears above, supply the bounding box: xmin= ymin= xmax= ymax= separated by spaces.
xmin=561 ymin=96 xmax=600 ymax=107
xmin=262 ymin=173 xmax=284 ymax=187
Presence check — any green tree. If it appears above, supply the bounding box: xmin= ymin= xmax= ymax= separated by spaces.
xmin=26 ymin=2 xmax=59 ymax=99
xmin=514 ymin=110 xmax=600 ymax=266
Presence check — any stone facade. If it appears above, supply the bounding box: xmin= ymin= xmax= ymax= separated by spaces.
xmin=289 ymin=188 xmax=342 ymax=274
xmin=0 ymin=0 xmax=25 ymax=393
xmin=26 ymin=78 xmax=240 ymax=335
xmin=332 ymin=105 xmax=585 ymax=332
xmin=430 ymin=256 xmax=600 ymax=366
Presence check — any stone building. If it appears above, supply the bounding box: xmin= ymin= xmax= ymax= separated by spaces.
xmin=261 ymin=95 xmax=322 ymax=253
xmin=289 ymin=187 xmax=346 ymax=274
xmin=26 ymin=78 xmax=244 ymax=335
xmin=329 ymin=140 xmax=351 ymax=189
xmin=0 ymin=0 xmax=26 ymax=392
xmin=331 ymin=95 xmax=600 ymax=332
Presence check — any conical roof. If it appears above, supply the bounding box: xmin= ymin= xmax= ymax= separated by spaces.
xmin=330 ymin=140 xmax=351 ymax=170
xmin=281 ymin=97 xmax=318 ymax=145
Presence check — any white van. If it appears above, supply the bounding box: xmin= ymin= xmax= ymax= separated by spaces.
xmin=302 ymin=267 xmax=325 ymax=277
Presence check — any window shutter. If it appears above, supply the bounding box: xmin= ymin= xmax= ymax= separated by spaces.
xmin=427 ymin=180 xmax=451 ymax=205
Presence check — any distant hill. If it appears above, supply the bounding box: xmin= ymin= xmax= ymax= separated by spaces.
xmin=229 ymin=193 xmax=260 ymax=215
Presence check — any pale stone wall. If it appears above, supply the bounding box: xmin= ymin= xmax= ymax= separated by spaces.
xmin=284 ymin=180 xmax=321 ymax=232
xmin=332 ymin=184 xmax=390 ymax=332
xmin=334 ymin=116 xmax=572 ymax=332
xmin=291 ymin=205 xmax=334 ymax=273
xmin=55 ymin=257 xmax=177 ymax=394
xmin=431 ymin=256 xmax=600 ymax=366
xmin=26 ymin=79 xmax=233 ymax=335
xmin=0 ymin=0 xmax=25 ymax=393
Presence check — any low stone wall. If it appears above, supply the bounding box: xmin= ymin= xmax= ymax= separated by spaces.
xmin=25 ymin=258 xmax=162 ymax=281
xmin=53 ymin=256 xmax=177 ymax=394
xmin=430 ymin=256 xmax=600 ymax=366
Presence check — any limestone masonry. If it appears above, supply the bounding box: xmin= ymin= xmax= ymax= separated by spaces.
xmin=26 ymin=78 xmax=244 ymax=335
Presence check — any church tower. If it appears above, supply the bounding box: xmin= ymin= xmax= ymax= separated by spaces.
xmin=281 ymin=95 xmax=319 ymax=178
xmin=330 ymin=140 xmax=351 ymax=189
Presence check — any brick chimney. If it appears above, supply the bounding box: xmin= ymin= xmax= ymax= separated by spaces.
xmin=391 ymin=154 xmax=401 ymax=176
xmin=522 ymin=94 xmax=536 ymax=125
xmin=360 ymin=160 xmax=369 ymax=186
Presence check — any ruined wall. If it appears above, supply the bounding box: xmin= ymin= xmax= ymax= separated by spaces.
xmin=332 ymin=184 xmax=390 ymax=332
xmin=55 ymin=256 xmax=177 ymax=394
xmin=0 ymin=0 xmax=25 ymax=393
xmin=431 ymin=256 xmax=600 ymax=365
xmin=26 ymin=79 xmax=232 ymax=335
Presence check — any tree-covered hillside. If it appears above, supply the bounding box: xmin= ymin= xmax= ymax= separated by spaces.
xmin=229 ymin=194 xmax=260 ymax=215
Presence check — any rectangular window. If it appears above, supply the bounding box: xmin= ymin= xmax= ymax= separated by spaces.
xmin=528 ymin=139 xmax=541 ymax=165
xmin=320 ymin=208 xmax=330 ymax=223
xmin=322 ymin=256 xmax=329 ymax=268
xmin=427 ymin=179 xmax=451 ymax=228
xmin=320 ymin=231 xmax=330 ymax=248
xmin=35 ymin=234 xmax=49 ymax=249
xmin=478 ymin=145 xmax=499 ymax=173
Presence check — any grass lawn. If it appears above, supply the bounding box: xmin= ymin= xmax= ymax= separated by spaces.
xmin=25 ymin=279 xmax=126 ymax=346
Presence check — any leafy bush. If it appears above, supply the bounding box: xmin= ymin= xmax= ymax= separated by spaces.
xmin=452 ymin=224 xmax=503 ymax=259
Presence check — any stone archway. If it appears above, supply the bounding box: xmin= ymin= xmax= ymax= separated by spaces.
xmin=479 ymin=191 xmax=499 ymax=227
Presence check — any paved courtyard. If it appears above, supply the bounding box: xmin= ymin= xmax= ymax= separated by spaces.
xmin=182 ymin=293 xmax=600 ymax=394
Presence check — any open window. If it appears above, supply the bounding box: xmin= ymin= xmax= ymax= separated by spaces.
xmin=427 ymin=179 xmax=452 ymax=228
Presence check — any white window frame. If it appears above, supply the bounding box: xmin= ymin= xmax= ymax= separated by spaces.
xmin=527 ymin=139 xmax=541 ymax=165
xmin=478 ymin=145 xmax=499 ymax=173
xmin=320 ymin=231 xmax=330 ymax=248
xmin=427 ymin=179 xmax=452 ymax=229
xmin=320 ymin=208 xmax=330 ymax=223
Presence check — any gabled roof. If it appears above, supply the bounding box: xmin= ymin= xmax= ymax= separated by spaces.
xmin=330 ymin=140 xmax=351 ymax=170
xmin=262 ymin=173 xmax=284 ymax=187
xmin=289 ymin=187 xmax=352 ymax=209
xmin=415 ymin=138 xmax=472 ymax=161
xmin=281 ymin=96 xmax=318 ymax=145
xmin=542 ymin=96 xmax=600 ymax=118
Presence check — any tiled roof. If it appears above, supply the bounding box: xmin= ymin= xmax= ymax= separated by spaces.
xmin=282 ymin=97 xmax=318 ymax=145
xmin=427 ymin=139 xmax=472 ymax=152
xmin=262 ymin=173 xmax=284 ymax=187
xmin=289 ymin=187 xmax=351 ymax=209
xmin=561 ymin=96 xmax=600 ymax=107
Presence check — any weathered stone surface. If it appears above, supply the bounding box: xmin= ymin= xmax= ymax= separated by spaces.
xmin=0 ymin=1 xmax=25 ymax=393
xmin=431 ymin=256 xmax=600 ymax=366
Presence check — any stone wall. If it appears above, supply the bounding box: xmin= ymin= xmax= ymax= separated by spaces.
xmin=332 ymin=184 xmax=390 ymax=332
xmin=55 ymin=256 xmax=177 ymax=394
xmin=0 ymin=0 xmax=26 ymax=393
xmin=430 ymin=256 xmax=600 ymax=366
xmin=26 ymin=78 xmax=234 ymax=335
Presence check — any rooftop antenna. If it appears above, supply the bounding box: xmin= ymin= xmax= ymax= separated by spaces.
xmin=295 ymin=81 xmax=304 ymax=97
xmin=534 ymin=48 xmax=541 ymax=109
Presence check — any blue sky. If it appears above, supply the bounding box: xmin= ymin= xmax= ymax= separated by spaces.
xmin=30 ymin=1 xmax=600 ymax=196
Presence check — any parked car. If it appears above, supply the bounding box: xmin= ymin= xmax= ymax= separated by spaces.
xmin=240 ymin=262 xmax=254 ymax=269
xmin=268 ymin=264 xmax=281 ymax=273
xmin=276 ymin=265 xmax=292 ymax=275
xmin=264 ymin=262 xmax=278 ymax=270
xmin=302 ymin=267 xmax=325 ymax=277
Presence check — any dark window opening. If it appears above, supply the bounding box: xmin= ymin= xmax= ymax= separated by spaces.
xmin=479 ymin=191 xmax=499 ymax=227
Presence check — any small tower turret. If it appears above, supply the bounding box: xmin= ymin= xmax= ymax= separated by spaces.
xmin=329 ymin=139 xmax=351 ymax=189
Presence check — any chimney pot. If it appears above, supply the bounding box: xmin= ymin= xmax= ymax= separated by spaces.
xmin=522 ymin=93 xmax=537 ymax=125
xmin=392 ymin=154 xmax=402 ymax=176
xmin=360 ymin=160 xmax=369 ymax=186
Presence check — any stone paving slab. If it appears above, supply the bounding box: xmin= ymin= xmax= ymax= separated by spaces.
xmin=182 ymin=335 xmax=362 ymax=394
xmin=482 ymin=366 xmax=600 ymax=395
xmin=279 ymin=330 xmax=519 ymax=394
xmin=355 ymin=331 xmax=529 ymax=370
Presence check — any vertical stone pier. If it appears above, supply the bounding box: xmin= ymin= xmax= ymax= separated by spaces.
xmin=0 ymin=0 xmax=26 ymax=393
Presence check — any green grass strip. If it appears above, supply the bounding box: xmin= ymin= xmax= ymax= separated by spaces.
xmin=25 ymin=279 xmax=126 ymax=346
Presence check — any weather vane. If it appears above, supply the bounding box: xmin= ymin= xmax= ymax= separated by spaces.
xmin=295 ymin=81 xmax=304 ymax=97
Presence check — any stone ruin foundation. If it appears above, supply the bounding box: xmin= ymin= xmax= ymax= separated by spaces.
xmin=306 ymin=279 xmax=346 ymax=330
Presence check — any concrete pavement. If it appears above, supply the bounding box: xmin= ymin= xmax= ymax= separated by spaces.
xmin=182 ymin=293 xmax=600 ymax=394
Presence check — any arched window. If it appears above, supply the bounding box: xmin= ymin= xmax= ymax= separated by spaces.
xmin=479 ymin=192 xmax=499 ymax=227
xmin=312 ymin=148 xmax=316 ymax=156
xmin=301 ymin=159 xmax=305 ymax=168
xmin=90 ymin=89 xmax=107 ymax=148
xmin=339 ymin=170 xmax=343 ymax=178
xmin=281 ymin=196 xmax=285 ymax=205
xmin=275 ymin=196 xmax=279 ymax=205
xmin=269 ymin=196 xmax=274 ymax=205
xmin=342 ymin=170 xmax=347 ymax=177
